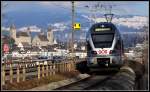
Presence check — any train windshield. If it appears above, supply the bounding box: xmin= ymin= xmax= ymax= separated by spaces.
xmin=92 ymin=33 xmax=114 ymax=48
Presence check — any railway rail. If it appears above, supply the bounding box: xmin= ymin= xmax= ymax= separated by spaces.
xmin=55 ymin=75 xmax=113 ymax=90
xmin=55 ymin=66 xmax=135 ymax=90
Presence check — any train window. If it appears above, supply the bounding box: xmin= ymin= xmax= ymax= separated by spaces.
xmin=91 ymin=33 xmax=114 ymax=48
xmin=93 ymin=42 xmax=112 ymax=48
xmin=92 ymin=34 xmax=114 ymax=42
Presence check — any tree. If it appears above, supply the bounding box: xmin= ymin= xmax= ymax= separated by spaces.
xmin=2 ymin=36 xmax=15 ymax=53
xmin=9 ymin=37 xmax=15 ymax=52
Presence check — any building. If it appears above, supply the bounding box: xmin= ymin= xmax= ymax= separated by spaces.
xmin=47 ymin=27 xmax=54 ymax=45
xmin=32 ymin=32 xmax=49 ymax=46
xmin=10 ymin=24 xmax=31 ymax=45
xmin=10 ymin=24 xmax=54 ymax=47
xmin=32 ymin=27 xmax=54 ymax=46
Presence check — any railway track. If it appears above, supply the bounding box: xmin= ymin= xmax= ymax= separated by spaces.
xmin=55 ymin=70 xmax=117 ymax=90
xmin=2 ymin=59 xmax=137 ymax=90
xmin=55 ymin=66 xmax=135 ymax=90
xmin=55 ymin=75 xmax=112 ymax=90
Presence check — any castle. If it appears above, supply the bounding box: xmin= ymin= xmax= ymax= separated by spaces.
xmin=10 ymin=24 xmax=54 ymax=47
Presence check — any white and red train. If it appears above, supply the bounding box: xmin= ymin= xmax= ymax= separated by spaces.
xmin=84 ymin=22 xmax=125 ymax=72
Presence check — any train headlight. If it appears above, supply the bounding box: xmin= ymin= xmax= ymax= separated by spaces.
xmin=109 ymin=50 xmax=112 ymax=54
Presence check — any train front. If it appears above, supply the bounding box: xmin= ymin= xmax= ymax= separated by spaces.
xmin=86 ymin=22 xmax=123 ymax=69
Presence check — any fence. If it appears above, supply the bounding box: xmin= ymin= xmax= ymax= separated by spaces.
xmin=1 ymin=60 xmax=77 ymax=86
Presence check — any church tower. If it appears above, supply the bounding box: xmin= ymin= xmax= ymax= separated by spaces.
xmin=47 ymin=27 xmax=54 ymax=45
xmin=10 ymin=24 xmax=16 ymax=40
xmin=27 ymin=27 xmax=31 ymax=36
xmin=27 ymin=27 xmax=32 ymax=45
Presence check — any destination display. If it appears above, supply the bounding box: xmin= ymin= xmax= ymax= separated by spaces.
xmin=95 ymin=28 xmax=111 ymax=32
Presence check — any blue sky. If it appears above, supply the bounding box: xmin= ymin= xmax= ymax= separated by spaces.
xmin=1 ymin=1 xmax=149 ymax=43
xmin=2 ymin=1 xmax=149 ymax=16
xmin=1 ymin=1 xmax=149 ymax=28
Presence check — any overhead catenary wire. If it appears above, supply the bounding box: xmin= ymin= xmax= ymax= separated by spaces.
xmin=50 ymin=2 xmax=144 ymax=18
xmin=49 ymin=2 xmax=147 ymax=30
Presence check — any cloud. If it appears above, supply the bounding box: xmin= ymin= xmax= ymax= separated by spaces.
xmin=39 ymin=1 xmax=72 ymax=8
xmin=2 ymin=26 xmax=10 ymax=31
xmin=18 ymin=25 xmax=41 ymax=32
xmin=48 ymin=22 xmax=69 ymax=31
xmin=2 ymin=1 xmax=148 ymax=16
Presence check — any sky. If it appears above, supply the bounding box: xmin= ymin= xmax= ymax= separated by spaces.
xmin=1 ymin=1 xmax=149 ymax=29
xmin=2 ymin=1 xmax=149 ymax=16
xmin=1 ymin=1 xmax=149 ymax=43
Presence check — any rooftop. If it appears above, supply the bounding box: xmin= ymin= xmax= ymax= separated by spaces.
xmin=38 ymin=34 xmax=49 ymax=41
xmin=16 ymin=31 xmax=30 ymax=37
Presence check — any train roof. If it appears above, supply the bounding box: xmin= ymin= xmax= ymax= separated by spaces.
xmin=91 ymin=22 xmax=116 ymax=29
xmin=89 ymin=22 xmax=117 ymax=34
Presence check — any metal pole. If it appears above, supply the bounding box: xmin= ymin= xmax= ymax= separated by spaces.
xmin=71 ymin=1 xmax=74 ymax=59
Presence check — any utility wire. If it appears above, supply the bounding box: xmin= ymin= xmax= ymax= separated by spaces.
xmin=50 ymin=2 xmax=141 ymax=17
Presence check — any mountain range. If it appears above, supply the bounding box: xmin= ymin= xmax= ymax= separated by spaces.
xmin=2 ymin=6 xmax=148 ymax=47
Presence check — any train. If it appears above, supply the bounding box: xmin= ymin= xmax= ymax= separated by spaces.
xmin=76 ymin=22 xmax=124 ymax=73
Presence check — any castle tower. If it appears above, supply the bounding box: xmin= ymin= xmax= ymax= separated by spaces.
xmin=27 ymin=27 xmax=32 ymax=45
xmin=47 ymin=27 xmax=54 ymax=45
xmin=10 ymin=24 xmax=16 ymax=40
xmin=27 ymin=27 xmax=31 ymax=36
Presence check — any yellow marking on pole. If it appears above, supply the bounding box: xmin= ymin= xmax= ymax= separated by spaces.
xmin=73 ymin=23 xmax=81 ymax=30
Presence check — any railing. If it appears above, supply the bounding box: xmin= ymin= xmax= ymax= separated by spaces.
xmin=1 ymin=60 xmax=78 ymax=86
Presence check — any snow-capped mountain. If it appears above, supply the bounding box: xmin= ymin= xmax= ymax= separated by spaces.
xmin=2 ymin=14 xmax=148 ymax=45
xmin=48 ymin=22 xmax=69 ymax=32
xmin=82 ymin=15 xmax=148 ymax=30
xmin=112 ymin=16 xmax=148 ymax=30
